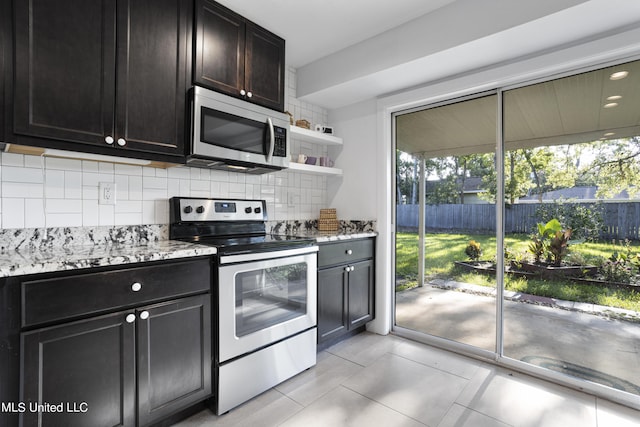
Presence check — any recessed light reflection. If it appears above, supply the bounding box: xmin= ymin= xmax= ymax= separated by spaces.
xmin=604 ymin=132 xmax=615 ymax=137
xmin=606 ymin=95 xmax=622 ymax=101
xmin=610 ymin=71 xmax=629 ymax=80
xmin=604 ymin=103 xmax=618 ymax=108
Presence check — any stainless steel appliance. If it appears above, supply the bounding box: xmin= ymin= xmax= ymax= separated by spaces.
xmin=187 ymin=86 xmax=290 ymax=173
xmin=169 ymin=197 xmax=317 ymax=414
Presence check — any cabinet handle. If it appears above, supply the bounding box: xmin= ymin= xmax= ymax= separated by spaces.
xmin=131 ymin=282 xmax=142 ymax=292
xmin=117 ymin=138 xmax=126 ymax=146
xmin=346 ymin=249 xmax=353 ymax=255
xmin=125 ymin=313 xmax=136 ymax=323
xmin=246 ymin=91 xmax=252 ymax=98
xmin=105 ymin=136 xmax=114 ymax=145
xmin=139 ymin=311 xmax=150 ymax=320
xmin=240 ymin=89 xmax=246 ymax=96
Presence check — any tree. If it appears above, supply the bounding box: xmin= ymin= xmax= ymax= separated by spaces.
xmin=398 ymin=138 xmax=639 ymax=206
xmin=590 ymin=137 xmax=640 ymax=198
xmin=396 ymin=150 xmax=416 ymax=205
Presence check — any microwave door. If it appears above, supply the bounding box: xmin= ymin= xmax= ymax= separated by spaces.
xmin=200 ymin=107 xmax=268 ymax=156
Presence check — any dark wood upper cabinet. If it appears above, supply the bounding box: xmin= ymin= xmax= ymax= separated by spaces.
xmin=1 ymin=0 xmax=8 ymax=144
xmin=245 ymin=23 xmax=286 ymax=112
xmin=14 ymin=0 xmax=116 ymax=146
xmin=115 ymin=0 xmax=191 ymax=157
xmin=12 ymin=0 xmax=191 ymax=162
xmin=194 ymin=0 xmax=285 ymax=112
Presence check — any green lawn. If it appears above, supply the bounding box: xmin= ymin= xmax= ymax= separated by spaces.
xmin=396 ymin=232 xmax=640 ymax=312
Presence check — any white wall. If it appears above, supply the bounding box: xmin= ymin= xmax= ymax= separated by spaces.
xmin=327 ymin=99 xmax=378 ymax=220
xmin=0 ymin=68 xmax=332 ymax=229
xmin=325 ymin=99 xmax=388 ymax=334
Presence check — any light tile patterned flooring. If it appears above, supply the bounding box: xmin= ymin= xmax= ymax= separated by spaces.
xmin=175 ymin=332 xmax=640 ymax=427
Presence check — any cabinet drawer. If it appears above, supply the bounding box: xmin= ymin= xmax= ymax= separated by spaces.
xmin=22 ymin=258 xmax=211 ymax=328
xmin=318 ymin=238 xmax=374 ymax=268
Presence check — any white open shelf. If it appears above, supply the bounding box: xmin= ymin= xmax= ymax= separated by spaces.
xmin=290 ymin=126 xmax=343 ymax=146
xmin=288 ymin=162 xmax=343 ymax=176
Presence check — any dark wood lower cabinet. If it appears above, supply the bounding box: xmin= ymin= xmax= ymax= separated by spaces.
xmin=347 ymin=260 xmax=375 ymax=329
xmin=317 ymin=238 xmax=375 ymax=347
xmin=8 ymin=258 xmax=214 ymax=427
xmin=21 ymin=311 xmax=136 ymax=427
xmin=137 ymin=295 xmax=212 ymax=426
xmin=317 ymin=265 xmax=348 ymax=341
xmin=21 ymin=294 xmax=211 ymax=427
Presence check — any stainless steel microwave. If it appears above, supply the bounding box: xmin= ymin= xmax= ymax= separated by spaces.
xmin=187 ymin=86 xmax=290 ymax=173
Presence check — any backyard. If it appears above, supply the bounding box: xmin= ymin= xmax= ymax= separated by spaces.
xmin=395 ymin=232 xmax=640 ymax=313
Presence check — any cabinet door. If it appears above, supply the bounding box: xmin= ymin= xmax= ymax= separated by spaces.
xmin=115 ymin=0 xmax=190 ymax=157
xmin=194 ymin=0 xmax=245 ymax=97
xmin=13 ymin=0 xmax=116 ymax=146
xmin=1 ymin=1 xmax=6 ymax=143
xmin=348 ymin=259 xmax=375 ymax=329
xmin=137 ymin=294 xmax=212 ymax=426
xmin=317 ymin=265 xmax=348 ymax=343
xmin=245 ymin=23 xmax=285 ymax=112
xmin=21 ymin=311 xmax=136 ymax=427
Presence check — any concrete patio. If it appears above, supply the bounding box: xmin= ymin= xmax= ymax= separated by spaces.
xmin=395 ymin=281 xmax=640 ymax=395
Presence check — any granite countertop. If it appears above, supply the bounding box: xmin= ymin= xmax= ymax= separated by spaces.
xmin=282 ymin=230 xmax=378 ymax=242
xmin=0 ymin=240 xmax=217 ymax=278
xmin=0 ymin=224 xmax=376 ymax=279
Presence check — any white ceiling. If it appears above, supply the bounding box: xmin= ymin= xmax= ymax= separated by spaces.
xmin=396 ymin=59 xmax=640 ymax=157
xmin=213 ymin=0 xmax=456 ymax=68
xmin=214 ymin=0 xmax=640 ymax=110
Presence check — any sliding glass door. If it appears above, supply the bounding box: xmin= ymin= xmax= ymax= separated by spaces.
xmin=501 ymin=60 xmax=640 ymax=396
xmin=394 ymin=58 xmax=640 ymax=400
xmin=394 ymin=94 xmax=498 ymax=352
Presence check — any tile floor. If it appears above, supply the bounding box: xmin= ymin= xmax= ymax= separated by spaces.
xmin=175 ymin=332 xmax=640 ymax=427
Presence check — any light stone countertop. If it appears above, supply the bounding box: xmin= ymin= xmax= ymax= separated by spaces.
xmin=284 ymin=231 xmax=378 ymax=243
xmin=0 ymin=224 xmax=376 ymax=279
xmin=0 ymin=240 xmax=217 ymax=278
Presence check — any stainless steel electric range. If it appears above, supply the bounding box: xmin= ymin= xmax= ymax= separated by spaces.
xmin=169 ymin=197 xmax=318 ymax=414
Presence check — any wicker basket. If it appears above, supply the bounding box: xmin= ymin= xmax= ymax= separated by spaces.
xmin=318 ymin=208 xmax=338 ymax=232
xmin=295 ymin=119 xmax=311 ymax=129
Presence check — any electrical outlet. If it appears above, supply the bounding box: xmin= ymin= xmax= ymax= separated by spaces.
xmin=99 ymin=182 xmax=116 ymax=205
xmin=287 ymin=192 xmax=298 ymax=207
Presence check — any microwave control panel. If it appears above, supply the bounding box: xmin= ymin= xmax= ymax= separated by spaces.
xmin=273 ymin=126 xmax=287 ymax=157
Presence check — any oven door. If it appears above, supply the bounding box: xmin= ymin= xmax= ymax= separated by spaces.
xmin=217 ymin=246 xmax=318 ymax=363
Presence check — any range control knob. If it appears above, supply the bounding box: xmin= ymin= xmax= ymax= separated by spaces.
xmin=184 ymin=205 xmax=193 ymax=214
xmin=245 ymin=207 xmax=252 ymax=214
xmin=196 ymin=206 xmax=205 ymax=214
xmin=254 ymin=207 xmax=261 ymax=214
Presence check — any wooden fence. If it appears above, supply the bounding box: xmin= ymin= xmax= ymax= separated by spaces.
xmin=396 ymin=202 xmax=640 ymax=240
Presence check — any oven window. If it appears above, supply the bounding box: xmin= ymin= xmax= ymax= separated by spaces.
xmin=235 ymin=262 xmax=308 ymax=337
xmin=201 ymin=106 xmax=266 ymax=154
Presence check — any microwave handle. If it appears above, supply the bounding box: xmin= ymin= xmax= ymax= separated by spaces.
xmin=266 ymin=117 xmax=275 ymax=162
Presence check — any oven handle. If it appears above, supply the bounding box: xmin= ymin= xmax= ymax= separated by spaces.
xmin=219 ymin=245 xmax=318 ymax=265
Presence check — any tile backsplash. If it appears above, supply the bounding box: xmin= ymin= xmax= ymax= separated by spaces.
xmin=0 ymin=68 xmax=333 ymax=229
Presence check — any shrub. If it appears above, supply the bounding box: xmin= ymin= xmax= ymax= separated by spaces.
xmin=534 ymin=200 xmax=604 ymax=241
xmin=599 ymin=240 xmax=640 ymax=283
xmin=465 ymin=240 xmax=483 ymax=261
xmin=528 ymin=218 xmax=575 ymax=266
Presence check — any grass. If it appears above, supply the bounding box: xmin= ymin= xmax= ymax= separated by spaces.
xmin=396 ymin=232 xmax=640 ymax=312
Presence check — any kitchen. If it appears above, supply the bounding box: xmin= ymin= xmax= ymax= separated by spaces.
xmin=1 ymin=0 xmax=640 ymax=426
